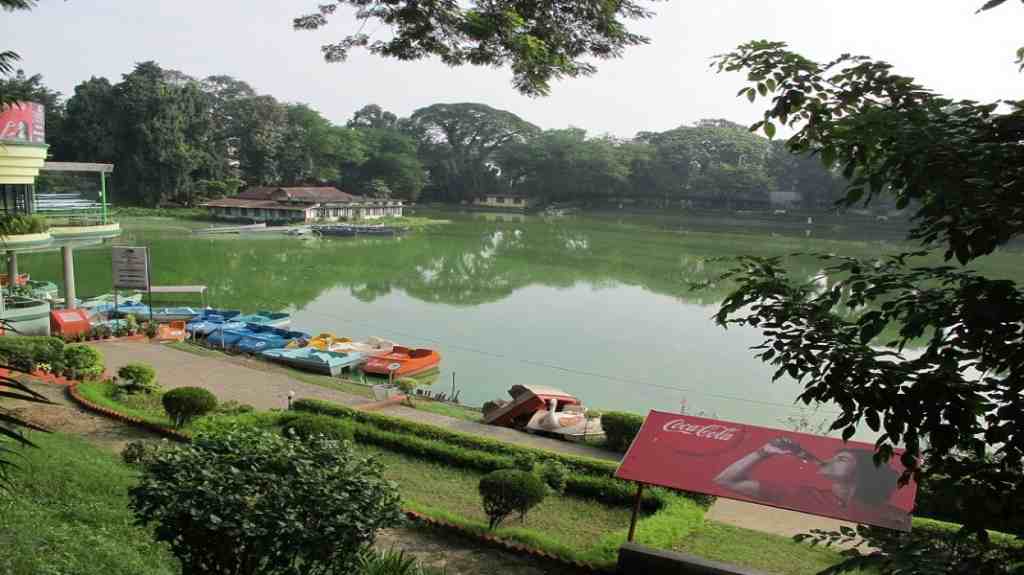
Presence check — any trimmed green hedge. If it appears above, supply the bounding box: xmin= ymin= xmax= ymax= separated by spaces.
xmin=602 ymin=411 xmax=645 ymax=452
xmin=0 ymin=335 xmax=66 ymax=373
xmin=293 ymin=398 xmax=714 ymax=510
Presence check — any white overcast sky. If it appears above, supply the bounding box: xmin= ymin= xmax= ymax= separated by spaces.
xmin=6 ymin=1 xmax=1022 ymax=137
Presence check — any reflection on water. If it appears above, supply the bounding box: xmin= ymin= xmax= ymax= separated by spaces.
xmin=20 ymin=211 xmax=1024 ymax=431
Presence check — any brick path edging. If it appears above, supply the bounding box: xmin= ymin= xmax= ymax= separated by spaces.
xmin=64 ymin=381 xmax=605 ymax=573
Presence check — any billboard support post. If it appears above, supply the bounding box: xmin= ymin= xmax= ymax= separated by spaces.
xmin=627 ymin=483 xmax=645 ymax=543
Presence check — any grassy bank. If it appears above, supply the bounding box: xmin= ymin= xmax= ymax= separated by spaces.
xmin=0 ymin=432 xmax=179 ymax=575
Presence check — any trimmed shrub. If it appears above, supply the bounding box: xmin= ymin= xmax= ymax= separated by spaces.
xmin=283 ymin=414 xmax=355 ymax=442
xmin=0 ymin=335 xmax=66 ymax=373
xmin=129 ymin=427 xmax=403 ymax=574
xmin=602 ymin=411 xmax=645 ymax=452
xmin=64 ymin=344 xmax=104 ymax=380
xmin=512 ymin=452 xmax=537 ymax=472
xmin=162 ymin=387 xmax=218 ymax=427
xmin=539 ymin=460 xmax=568 ymax=494
xmin=214 ymin=400 xmax=254 ymax=416
xmin=116 ymin=363 xmax=159 ymax=395
xmin=479 ymin=469 xmax=547 ymax=529
xmin=191 ymin=411 xmax=290 ymax=436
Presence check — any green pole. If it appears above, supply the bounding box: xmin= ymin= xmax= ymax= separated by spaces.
xmin=100 ymin=172 xmax=108 ymax=224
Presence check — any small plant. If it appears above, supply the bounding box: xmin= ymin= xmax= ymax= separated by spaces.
xmin=282 ymin=413 xmax=354 ymax=442
xmin=144 ymin=322 xmax=158 ymax=339
xmin=394 ymin=377 xmax=419 ymax=406
xmin=124 ymin=314 xmax=139 ymax=335
xmin=121 ymin=440 xmax=166 ymax=466
xmin=583 ymin=409 xmax=602 ymax=438
xmin=162 ymin=387 xmax=218 ymax=427
xmin=479 ymin=469 xmax=547 ymax=529
xmin=538 ymin=460 xmax=568 ymax=494
xmin=63 ymin=344 xmax=104 ymax=380
xmin=115 ymin=363 xmax=159 ymax=396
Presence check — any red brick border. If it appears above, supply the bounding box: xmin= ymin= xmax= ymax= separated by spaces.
xmin=64 ymin=381 xmax=605 ymax=573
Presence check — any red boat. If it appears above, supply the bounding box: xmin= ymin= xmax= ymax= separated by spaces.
xmin=363 ymin=346 xmax=441 ymax=377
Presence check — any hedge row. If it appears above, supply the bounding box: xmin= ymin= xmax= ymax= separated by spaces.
xmin=293 ymin=398 xmax=715 ymax=509
xmin=601 ymin=411 xmax=645 ymax=452
xmin=0 ymin=335 xmax=67 ymax=373
xmin=292 ymin=398 xmax=616 ymax=476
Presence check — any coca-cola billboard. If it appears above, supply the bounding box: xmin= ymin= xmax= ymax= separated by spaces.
xmin=0 ymin=102 xmax=45 ymax=144
xmin=615 ymin=410 xmax=917 ymax=531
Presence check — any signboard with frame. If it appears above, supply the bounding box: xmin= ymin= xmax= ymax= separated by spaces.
xmin=112 ymin=246 xmax=150 ymax=290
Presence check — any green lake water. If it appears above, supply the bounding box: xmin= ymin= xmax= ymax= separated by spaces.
xmin=19 ymin=210 xmax=1024 ymax=430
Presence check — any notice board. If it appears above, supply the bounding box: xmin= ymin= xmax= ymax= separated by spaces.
xmin=112 ymin=246 xmax=150 ymax=290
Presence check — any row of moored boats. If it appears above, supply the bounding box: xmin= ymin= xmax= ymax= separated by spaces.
xmin=179 ymin=309 xmax=440 ymax=378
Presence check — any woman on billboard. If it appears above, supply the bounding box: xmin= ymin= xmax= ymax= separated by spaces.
xmin=713 ymin=437 xmax=910 ymax=530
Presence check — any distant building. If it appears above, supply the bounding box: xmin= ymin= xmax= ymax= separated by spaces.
xmin=203 ymin=187 xmax=403 ymax=223
xmin=471 ymin=194 xmax=538 ymax=211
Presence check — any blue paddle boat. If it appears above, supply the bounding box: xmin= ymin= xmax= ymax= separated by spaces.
xmin=186 ymin=309 xmax=242 ymax=336
xmin=261 ymin=347 xmax=366 ymax=376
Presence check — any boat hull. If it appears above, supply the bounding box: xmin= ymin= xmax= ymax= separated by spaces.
xmin=362 ymin=346 xmax=441 ymax=377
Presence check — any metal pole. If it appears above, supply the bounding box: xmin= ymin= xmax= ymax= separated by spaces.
xmin=627 ymin=483 xmax=645 ymax=543
xmin=451 ymin=371 xmax=456 ymax=400
xmin=100 ymin=172 xmax=107 ymax=224
xmin=146 ymin=247 xmax=153 ymax=325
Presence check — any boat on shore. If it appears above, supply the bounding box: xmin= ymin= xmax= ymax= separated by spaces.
xmin=260 ymin=347 xmax=366 ymax=376
xmin=312 ymin=224 xmax=405 ymax=238
xmin=363 ymin=346 xmax=441 ymax=377
xmin=328 ymin=336 xmax=395 ymax=355
xmin=185 ymin=309 xmax=242 ymax=336
xmin=482 ymin=385 xmax=603 ymax=441
xmin=235 ymin=326 xmax=309 ymax=353
xmin=111 ymin=304 xmax=205 ymax=322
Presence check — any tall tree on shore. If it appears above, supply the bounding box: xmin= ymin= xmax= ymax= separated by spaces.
xmin=347 ymin=104 xmax=398 ymax=130
xmin=408 ymin=103 xmax=538 ymax=201
xmin=61 ymin=77 xmax=117 ymax=162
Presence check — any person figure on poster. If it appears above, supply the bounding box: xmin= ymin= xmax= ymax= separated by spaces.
xmin=712 ymin=437 xmax=909 ymax=530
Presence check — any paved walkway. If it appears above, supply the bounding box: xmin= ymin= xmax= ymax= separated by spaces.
xmin=90 ymin=340 xmax=850 ymax=539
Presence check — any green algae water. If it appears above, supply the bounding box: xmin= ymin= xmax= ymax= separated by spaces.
xmin=20 ymin=210 xmax=1024 ymax=429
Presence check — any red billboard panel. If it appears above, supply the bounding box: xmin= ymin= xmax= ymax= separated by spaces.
xmin=0 ymin=102 xmax=45 ymax=143
xmin=615 ymin=410 xmax=917 ymax=531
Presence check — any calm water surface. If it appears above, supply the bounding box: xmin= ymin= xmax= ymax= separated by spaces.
xmin=21 ymin=211 xmax=1024 ymax=430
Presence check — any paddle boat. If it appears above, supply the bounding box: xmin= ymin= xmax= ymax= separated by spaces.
xmin=362 ymin=346 xmax=441 ymax=377
xmin=110 ymin=303 xmax=205 ymax=322
xmin=328 ymin=336 xmax=395 ymax=355
xmin=235 ymin=326 xmax=309 ymax=353
xmin=260 ymin=347 xmax=366 ymax=376
xmin=185 ymin=309 xmax=242 ymax=336
xmin=523 ymin=397 xmax=605 ymax=441
xmin=482 ymin=385 xmax=582 ymax=428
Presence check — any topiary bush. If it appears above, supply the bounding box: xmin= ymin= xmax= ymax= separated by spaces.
xmin=538 ymin=460 xmax=568 ymax=494
xmin=63 ymin=344 xmax=104 ymax=380
xmin=479 ymin=469 xmax=547 ymax=529
xmin=602 ymin=411 xmax=645 ymax=452
xmin=283 ymin=413 xmax=354 ymax=442
xmin=115 ymin=363 xmax=159 ymax=396
xmin=162 ymin=387 xmax=218 ymax=427
xmin=129 ymin=427 xmax=402 ymax=574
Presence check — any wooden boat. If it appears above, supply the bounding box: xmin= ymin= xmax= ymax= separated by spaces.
xmin=482 ymin=385 xmax=581 ymax=428
xmin=260 ymin=347 xmax=366 ymax=376
xmin=362 ymin=346 xmax=441 ymax=377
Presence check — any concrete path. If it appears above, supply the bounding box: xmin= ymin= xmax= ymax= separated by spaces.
xmin=90 ymin=340 xmax=851 ymax=539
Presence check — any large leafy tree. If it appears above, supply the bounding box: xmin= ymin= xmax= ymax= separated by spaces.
xmin=0 ymin=0 xmax=36 ymax=106
xmin=347 ymin=104 xmax=398 ymax=130
xmin=278 ymin=103 xmax=365 ymax=185
xmin=231 ymin=95 xmax=288 ymax=186
xmin=61 ymin=77 xmax=117 ymax=162
xmin=407 ymin=102 xmax=539 ymax=201
xmin=293 ymin=0 xmax=655 ymax=96
xmin=708 ymin=12 xmax=1024 ymax=572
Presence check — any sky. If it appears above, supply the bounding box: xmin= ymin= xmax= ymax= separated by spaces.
xmin=5 ymin=1 xmax=1022 ymax=137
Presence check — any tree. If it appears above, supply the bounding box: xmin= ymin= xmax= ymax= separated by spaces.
xmin=293 ymin=0 xmax=654 ymax=96
xmin=710 ymin=24 xmax=1024 ymax=573
xmin=278 ymin=104 xmax=365 ymax=184
xmin=61 ymin=77 xmax=117 ymax=162
xmin=347 ymin=104 xmax=398 ymax=130
xmin=129 ymin=427 xmax=402 ymax=574
xmin=231 ymin=95 xmax=288 ymax=185
xmin=0 ymin=70 xmax=67 ymax=157
xmin=349 ymin=127 xmax=425 ymax=200
xmin=408 ymin=102 xmax=538 ymax=201
xmin=0 ymin=0 xmax=37 ymax=107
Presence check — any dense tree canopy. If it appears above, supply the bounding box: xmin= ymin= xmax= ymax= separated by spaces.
xmin=8 ymin=61 xmax=844 ymax=209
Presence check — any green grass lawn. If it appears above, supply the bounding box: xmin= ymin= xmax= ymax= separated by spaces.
xmin=672 ymin=522 xmax=860 ymax=575
xmin=76 ymin=379 xmax=176 ymax=428
xmin=0 ymin=432 xmax=179 ymax=575
xmin=362 ymin=443 xmax=632 ymax=549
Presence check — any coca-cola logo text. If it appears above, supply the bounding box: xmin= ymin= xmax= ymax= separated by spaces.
xmin=663 ymin=418 xmax=740 ymax=441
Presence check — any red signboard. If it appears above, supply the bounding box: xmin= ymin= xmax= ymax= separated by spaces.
xmin=615 ymin=410 xmax=917 ymax=531
xmin=0 ymin=102 xmax=45 ymax=143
